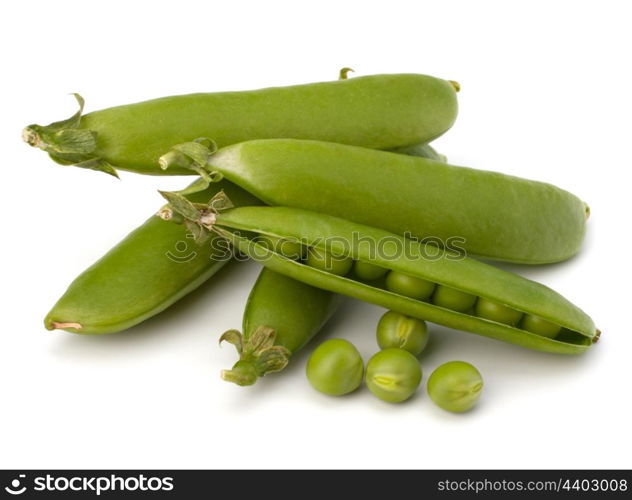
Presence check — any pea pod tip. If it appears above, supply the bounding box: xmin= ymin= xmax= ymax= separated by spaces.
xmin=593 ymin=329 xmax=601 ymax=343
xmin=47 ymin=321 xmax=82 ymax=331
xmin=22 ymin=126 xmax=40 ymax=148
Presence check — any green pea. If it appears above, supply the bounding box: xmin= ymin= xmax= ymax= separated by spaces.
xmin=306 ymin=247 xmax=353 ymax=276
xmin=427 ymin=361 xmax=483 ymax=413
xmin=475 ymin=297 xmax=523 ymax=326
xmin=521 ymin=314 xmax=562 ymax=338
xmin=24 ymin=74 xmax=458 ymax=177
xmin=376 ymin=311 xmax=429 ymax=356
xmin=258 ymin=234 xmax=305 ymax=260
xmin=432 ymin=285 xmax=477 ymax=312
xmin=306 ymin=339 xmax=364 ymax=396
xmin=354 ymin=261 xmax=388 ymax=281
xmin=365 ymin=348 xmax=422 ymax=403
xmin=385 ymin=271 xmax=435 ymax=300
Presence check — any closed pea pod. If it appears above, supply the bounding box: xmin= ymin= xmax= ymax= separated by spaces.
xmin=160 ymin=198 xmax=598 ymax=354
xmin=220 ymin=268 xmax=342 ymax=386
xmin=23 ymin=73 xmax=458 ymax=177
xmin=161 ymin=138 xmax=589 ymax=264
xmin=44 ymin=180 xmax=260 ymax=334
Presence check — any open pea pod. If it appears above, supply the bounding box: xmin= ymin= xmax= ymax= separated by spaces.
xmin=160 ymin=197 xmax=598 ymax=354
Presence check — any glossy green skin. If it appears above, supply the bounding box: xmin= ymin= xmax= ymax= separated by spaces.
xmin=475 ymin=297 xmax=523 ymax=326
xmin=377 ymin=311 xmax=429 ymax=356
xmin=390 ymin=143 xmax=446 ymax=162
xmin=354 ymin=261 xmax=388 ymax=281
xmin=73 ymin=74 xmax=457 ymax=174
xmin=243 ymin=268 xmax=342 ymax=353
xmin=432 ymin=285 xmax=477 ymax=312
xmin=306 ymin=339 xmax=364 ymax=396
xmin=386 ymin=271 xmax=436 ymax=300
xmin=427 ymin=361 xmax=483 ymax=413
xmin=210 ymin=139 xmax=588 ymax=264
xmin=521 ymin=314 xmax=562 ymax=338
xmin=44 ymin=181 xmax=260 ymax=334
xmin=365 ymin=348 xmax=422 ymax=403
xmin=213 ymin=206 xmax=597 ymax=354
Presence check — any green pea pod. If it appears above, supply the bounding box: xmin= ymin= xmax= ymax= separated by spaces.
xmin=23 ymin=73 xmax=458 ymax=177
xmin=162 ymin=138 xmax=587 ymax=264
xmin=160 ymin=199 xmax=598 ymax=354
xmin=219 ymin=268 xmax=343 ymax=386
xmin=44 ymin=181 xmax=260 ymax=334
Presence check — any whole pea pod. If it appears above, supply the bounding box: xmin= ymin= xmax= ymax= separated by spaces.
xmin=220 ymin=268 xmax=343 ymax=386
xmin=160 ymin=138 xmax=589 ymax=264
xmin=44 ymin=180 xmax=260 ymax=334
xmin=22 ymin=73 xmax=458 ymax=177
xmin=160 ymin=196 xmax=599 ymax=354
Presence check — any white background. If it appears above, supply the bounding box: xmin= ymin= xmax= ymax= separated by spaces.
xmin=2 ymin=0 xmax=631 ymax=469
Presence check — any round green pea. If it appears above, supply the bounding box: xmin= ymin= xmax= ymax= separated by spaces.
xmin=432 ymin=285 xmax=477 ymax=312
xmin=365 ymin=348 xmax=422 ymax=403
xmin=306 ymin=339 xmax=364 ymax=396
xmin=376 ymin=311 xmax=429 ymax=356
xmin=385 ymin=271 xmax=435 ymax=300
xmin=354 ymin=261 xmax=388 ymax=281
xmin=475 ymin=297 xmax=523 ymax=326
xmin=259 ymin=234 xmax=304 ymax=260
xmin=427 ymin=361 xmax=483 ymax=413
xmin=306 ymin=247 xmax=353 ymax=276
xmin=521 ymin=314 xmax=561 ymax=338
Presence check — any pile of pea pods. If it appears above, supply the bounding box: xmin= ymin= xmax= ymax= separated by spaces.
xmin=24 ymin=69 xmax=597 ymax=413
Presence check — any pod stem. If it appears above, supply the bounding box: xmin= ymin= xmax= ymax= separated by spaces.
xmin=157 ymin=138 xmax=221 ymax=195
xmin=22 ymin=94 xmax=118 ymax=178
xmin=339 ymin=67 xmax=355 ymax=80
xmin=219 ymin=327 xmax=291 ymax=386
xmin=157 ymin=189 xmax=233 ymax=243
